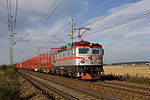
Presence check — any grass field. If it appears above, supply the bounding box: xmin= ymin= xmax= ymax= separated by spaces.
xmin=103 ymin=65 xmax=150 ymax=77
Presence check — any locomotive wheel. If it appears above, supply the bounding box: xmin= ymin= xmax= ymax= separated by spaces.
xmin=71 ymin=73 xmax=76 ymax=79
xmin=63 ymin=70 xmax=69 ymax=77
xmin=78 ymin=77 xmax=81 ymax=80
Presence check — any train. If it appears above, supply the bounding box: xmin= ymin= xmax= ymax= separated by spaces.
xmin=16 ymin=41 xmax=104 ymax=80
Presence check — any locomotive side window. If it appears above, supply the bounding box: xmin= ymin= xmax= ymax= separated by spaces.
xmin=79 ymin=48 xmax=89 ymax=54
xmin=72 ymin=49 xmax=76 ymax=55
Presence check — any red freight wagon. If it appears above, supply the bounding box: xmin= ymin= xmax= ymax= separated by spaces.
xmin=16 ymin=48 xmax=60 ymax=73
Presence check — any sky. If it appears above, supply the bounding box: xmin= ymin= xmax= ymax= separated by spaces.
xmin=0 ymin=0 xmax=150 ymax=65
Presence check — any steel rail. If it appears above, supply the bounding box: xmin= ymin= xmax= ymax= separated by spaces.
xmin=20 ymin=70 xmax=117 ymax=100
xmin=20 ymin=72 xmax=78 ymax=100
xmin=94 ymin=81 xmax=150 ymax=96
xmin=19 ymin=72 xmax=55 ymax=100
xmin=98 ymin=81 xmax=150 ymax=92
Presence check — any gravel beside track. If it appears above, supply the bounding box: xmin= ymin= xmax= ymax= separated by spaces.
xmin=20 ymin=70 xmax=116 ymax=100
xmin=19 ymin=74 xmax=53 ymax=100
xmin=95 ymin=81 xmax=150 ymax=95
xmin=19 ymin=69 xmax=150 ymax=100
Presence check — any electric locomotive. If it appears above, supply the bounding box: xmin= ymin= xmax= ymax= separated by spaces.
xmin=53 ymin=41 xmax=104 ymax=80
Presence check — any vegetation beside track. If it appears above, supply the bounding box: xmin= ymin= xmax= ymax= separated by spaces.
xmin=0 ymin=65 xmax=20 ymax=100
xmin=101 ymin=73 xmax=150 ymax=86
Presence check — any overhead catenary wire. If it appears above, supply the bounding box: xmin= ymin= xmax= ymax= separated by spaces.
xmin=13 ymin=33 xmax=30 ymax=45
xmin=75 ymin=0 xmax=109 ymax=24
xmin=90 ymin=0 xmax=123 ymax=18
xmin=14 ymin=0 xmax=18 ymax=33
xmin=12 ymin=0 xmax=59 ymax=47
xmin=7 ymin=0 xmax=19 ymax=33
xmin=54 ymin=22 xmax=69 ymax=35
xmin=35 ymin=0 xmax=64 ymax=30
xmin=76 ymin=0 xmax=124 ymax=26
xmin=33 ymin=0 xmax=58 ymax=30
xmin=7 ymin=0 xmax=10 ymax=23
xmin=51 ymin=35 xmax=68 ymax=45
xmin=85 ymin=11 xmax=150 ymax=37
xmin=28 ymin=0 xmax=64 ymax=42
xmin=14 ymin=0 xmax=64 ymax=46
xmin=83 ymin=0 xmax=109 ymax=17
xmin=9 ymin=0 xmax=11 ymax=17
xmin=85 ymin=0 xmax=140 ymax=26
xmin=48 ymin=42 xmax=63 ymax=43
xmin=13 ymin=0 xmax=64 ymax=63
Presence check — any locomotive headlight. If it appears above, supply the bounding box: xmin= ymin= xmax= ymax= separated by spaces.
xmin=81 ymin=60 xmax=85 ymax=63
xmin=97 ymin=59 xmax=101 ymax=63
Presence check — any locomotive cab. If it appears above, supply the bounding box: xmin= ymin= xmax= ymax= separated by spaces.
xmin=72 ymin=41 xmax=104 ymax=80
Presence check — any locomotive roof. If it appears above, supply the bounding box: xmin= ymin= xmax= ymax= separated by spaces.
xmin=72 ymin=41 xmax=102 ymax=46
xmin=56 ymin=41 xmax=102 ymax=53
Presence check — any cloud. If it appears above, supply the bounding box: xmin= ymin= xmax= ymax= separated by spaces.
xmin=47 ymin=17 xmax=71 ymax=35
xmin=124 ymin=23 xmax=150 ymax=37
xmin=19 ymin=0 xmax=54 ymax=14
xmin=0 ymin=39 xmax=8 ymax=44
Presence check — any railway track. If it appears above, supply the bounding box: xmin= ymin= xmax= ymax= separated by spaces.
xmin=19 ymin=70 xmax=117 ymax=100
xmin=94 ymin=81 xmax=150 ymax=96
xmin=19 ymin=73 xmax=55 ymax=100
xmin=20 ymin=72 xmax=77 ymax=100
xmin=19 ymin=69 xmax=150 ymax=99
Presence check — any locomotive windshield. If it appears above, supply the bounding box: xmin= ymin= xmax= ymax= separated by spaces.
xmin=79 ymin=48 xmax=89 ymax=54
xmin=92 ymin=48 xmax=101 ymax=54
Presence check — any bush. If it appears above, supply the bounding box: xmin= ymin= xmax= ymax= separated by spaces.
xmin=101 ymin=73 xmax=123 ymax=81
xmin=0 ymin=65 xmax=7 ymax=70
xmin=0 ymin=65 xmax=20 ymax=100
xmin=0 ymin=79 xmax=20 ymax=100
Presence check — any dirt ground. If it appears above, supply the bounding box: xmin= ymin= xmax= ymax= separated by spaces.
xmin=103 ymin=66 xmax=150 ymax=77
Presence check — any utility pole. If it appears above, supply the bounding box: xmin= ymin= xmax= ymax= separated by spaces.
xmin=71 ymin=19 xmax=74 ymax=43
xmin=10 ymin=16 xmax=14 ymax=65
xmin=69 ymin=19 xmax=76 ymax=44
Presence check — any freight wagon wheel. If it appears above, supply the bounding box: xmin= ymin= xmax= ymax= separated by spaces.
xmin=55 ymin=70 xmax=59 ymax=75
xmin=58 ymin=70 xmax=60 ymax=75
xmin=50 ymin=70 xmax=55 ymax=75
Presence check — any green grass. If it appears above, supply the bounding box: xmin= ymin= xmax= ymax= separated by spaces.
xmin=101 ymin=73 xmax=150 ymax=86
xmin=0 ymin=65 xmax=20 ymax=100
